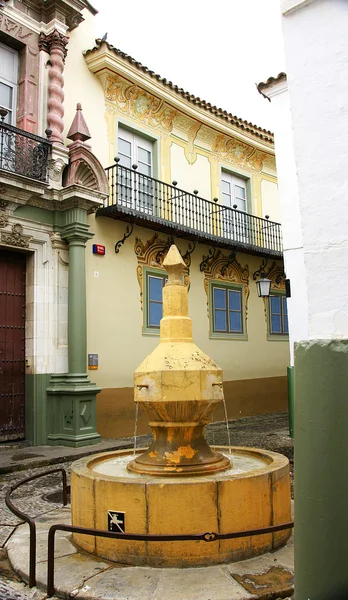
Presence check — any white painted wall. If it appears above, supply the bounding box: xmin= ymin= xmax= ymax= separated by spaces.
xmin=263 ymin=79 xmax=309 ymax=364
xmin=281 ymin=0 xmax=348 ymax=340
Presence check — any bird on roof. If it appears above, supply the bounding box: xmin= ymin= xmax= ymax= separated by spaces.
xmin=100 ymin=32 xmax=108 ymax=42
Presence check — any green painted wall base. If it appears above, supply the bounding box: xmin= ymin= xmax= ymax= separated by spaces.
xmin=47 ymin=374 xmax=101 ymax=447
xmin=295 ymin=340 xmax=348 ymax=600
xmin=287 ymin=366 xmax=294 ymax=438
xmin=26 ymin=373 xmax=52 ymax=445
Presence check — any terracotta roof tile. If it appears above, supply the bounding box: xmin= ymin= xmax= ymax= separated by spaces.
xmin=84 ymin=39 xmax=274 ymax=143
xmin=257 ymin=72 xmax=287 ymax=98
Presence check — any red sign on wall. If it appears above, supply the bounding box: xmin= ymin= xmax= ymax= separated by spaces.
xmin=93 ymin=244 xmax=105 ymax=255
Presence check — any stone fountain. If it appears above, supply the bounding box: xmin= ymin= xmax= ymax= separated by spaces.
xmin=71 ymin=245 xmax=291 ymax=567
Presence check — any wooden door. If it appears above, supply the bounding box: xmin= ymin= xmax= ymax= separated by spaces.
xmin=0 ymin=250 xmax=26 ymax=441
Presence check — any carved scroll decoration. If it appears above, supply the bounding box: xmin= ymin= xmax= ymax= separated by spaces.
xmin=260 ymin=261 xmax=286 ymax=321
xmin=0 ymin=200 xmax=9 ymax=228
xmin=134 ymin=233 xmax=190 ymax=310
xmin=202 ymin=249 xmax=249 ymax=319
xmin=105 ymin=74 xmax=177 ymax=132
xmin=212 ymin=133 xmax=268 ymax=173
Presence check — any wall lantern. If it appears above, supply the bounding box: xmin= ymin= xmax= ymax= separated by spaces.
xmin=253 ymin=258 xmax=291 ymax=299
xmin=256 ymin=273 xmax=271 ymax=298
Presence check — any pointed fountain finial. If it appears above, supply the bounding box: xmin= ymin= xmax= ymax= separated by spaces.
xmin=162 ymin=245 xmax=185 ymax=285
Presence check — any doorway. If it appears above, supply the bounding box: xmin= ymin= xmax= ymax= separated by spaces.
xmin=0 ymin=249 xmax=26 ymax=441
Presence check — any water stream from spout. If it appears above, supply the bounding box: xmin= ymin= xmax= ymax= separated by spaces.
xmin=133 ymin=402 xmax=139 ymax=456
xmin=222 ymin=397 xmax=232 ymax=454
xmin=211 ymin=411 xmax=215 ymax=447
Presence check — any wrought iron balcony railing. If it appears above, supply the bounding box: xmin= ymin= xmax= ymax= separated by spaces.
xmin=102 ymin=162 xmax=283 ymax=255
xmin=0 ymin=121 xmax=51 ymax=183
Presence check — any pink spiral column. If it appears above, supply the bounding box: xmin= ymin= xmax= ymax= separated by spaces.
xmin=39 ymin=31 xmax=68 ymax=145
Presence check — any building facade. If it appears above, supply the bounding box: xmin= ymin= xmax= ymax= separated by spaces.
xmin=0 ymin=1 xmax=289 ymax=445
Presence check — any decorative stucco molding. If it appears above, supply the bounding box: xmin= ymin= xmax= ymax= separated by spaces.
xmin=201 ymin=248 xmax=249 ymax=318
xmin=212 ymin=134 xmax=270 ymax=173
xmin=134 ymin=233 xmax=190 ymax=310
xmin=105 ymin=74 xmax=177 ymax=132
xmin=259 ymin=260 xmax=286 ymax=321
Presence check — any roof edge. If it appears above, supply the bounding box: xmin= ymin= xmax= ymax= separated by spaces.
xmin=84 ymin=39 xmax=275 ymax=143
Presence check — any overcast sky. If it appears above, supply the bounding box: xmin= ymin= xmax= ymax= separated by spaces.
xmin=92 ymin=0 xmax=286 ymax=132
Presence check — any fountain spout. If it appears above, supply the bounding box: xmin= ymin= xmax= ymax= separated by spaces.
xmin=127 ymin=245 xmax=230 ymax=476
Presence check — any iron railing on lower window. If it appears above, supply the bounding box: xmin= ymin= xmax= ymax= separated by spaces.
xmin=0 ymin=121 xmax=51 ymax=183
xmin=104 ymin=161 xmax=283 ymax=254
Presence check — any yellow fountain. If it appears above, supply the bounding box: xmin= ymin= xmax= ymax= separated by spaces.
xmin=71 ymin=245 xmax=291 ymax=567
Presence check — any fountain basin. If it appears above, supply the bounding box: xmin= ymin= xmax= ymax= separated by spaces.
xmin=71 ymin=446 xmax=291 ymax=567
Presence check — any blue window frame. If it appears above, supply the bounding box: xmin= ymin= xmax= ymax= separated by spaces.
xmin=212 ymin=285 xmax=243 ymax=334
xmin=146 ymin=272 xmax=167 ymax=329
xmin=269 ymin=295 xmax=288 ymax=335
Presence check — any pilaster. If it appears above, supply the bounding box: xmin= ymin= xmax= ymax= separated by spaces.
xmin=47 ymin=208 xmax=101 ymax=447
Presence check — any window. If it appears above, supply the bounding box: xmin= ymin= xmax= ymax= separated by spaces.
xmin=220 ymin=170 xmax=248 ymax=242
xmin=117 ymin=126 xmax=154 ymax=214
xmin=143 ymin=269 xmax=167 ymax=333
xmin=0 ymin=43 xmax=18 ymax=125
xmin=269 ymin=294 xmax=288 ymax=336
xmin=210 ymin=282 xmax=246 ymax=338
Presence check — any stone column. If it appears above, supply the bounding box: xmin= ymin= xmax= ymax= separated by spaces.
xmin=39 ymin=30 xmax=68 ymax=145
xmin=47 ymin=208 xmax=101 ymax=447
xmin=64 ymin=223 xmax=90 ymax=375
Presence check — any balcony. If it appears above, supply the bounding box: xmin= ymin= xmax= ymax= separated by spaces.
xmin=100 ymin=162 xmax=283 ymax=257
xmin=0 ymin=121 xmax=51 ymax=183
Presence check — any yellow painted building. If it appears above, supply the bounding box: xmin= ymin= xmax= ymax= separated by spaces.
xmin=0 ymin=2 xmax=288 ymax=446
xmin=63 ymin=15 xmax=289 ymax=438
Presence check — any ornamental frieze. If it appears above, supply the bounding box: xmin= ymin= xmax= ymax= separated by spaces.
xmin=105 ymin=74 xmax=177 ymax=132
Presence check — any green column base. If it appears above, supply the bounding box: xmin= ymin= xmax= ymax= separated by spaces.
xmin=295 ymin=339 xmax=348 ymax=600
xmin=46 ymin=374 xmax=101 ymax=447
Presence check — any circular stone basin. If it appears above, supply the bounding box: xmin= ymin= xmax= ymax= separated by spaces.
xmin=71 ymin=446 xmax=291 ymax=568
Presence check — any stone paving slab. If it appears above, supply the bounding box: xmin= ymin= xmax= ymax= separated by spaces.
xmin=6 ymin=508 xmax=294 ymax=600
xmin=0 ymin=438 xmax=141 ymax=475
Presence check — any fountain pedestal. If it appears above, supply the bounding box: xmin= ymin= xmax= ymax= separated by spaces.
xmin=71 ymin=245 xmax=291 ymax=567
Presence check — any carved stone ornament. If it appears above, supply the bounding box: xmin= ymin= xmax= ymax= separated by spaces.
xmin=202 ymin=249 xmax=249 ymax=319
xmin=105 ymin=74 xmax=177 ymax=132
xmin=1 ymin=223 xmax=32 ymax=248
xmin=49 ymin=157 xmax=67 ymax=182
xmin=0 ymin=13 xmax=33 ymax=41
xmin=134 ymin=233 xmax=190 ymax=310
xmin=0 ymin=211 xmax=9 ymax=229
xmin=0 ymin=200 xmax=9 ymax=228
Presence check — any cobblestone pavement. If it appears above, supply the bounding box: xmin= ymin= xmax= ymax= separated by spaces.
xmin=0 ymin=412 xmax=293 ymax=600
